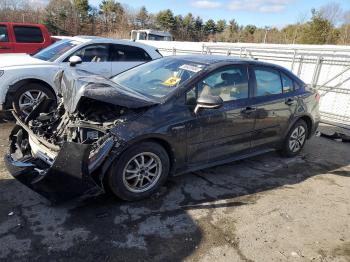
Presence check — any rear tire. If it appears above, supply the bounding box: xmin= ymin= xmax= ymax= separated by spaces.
xmin=12 ymin=83 xmax=56 ymax=117
xmin=320 ymin=132 xmax=340 ymax=139
xmin=281 ymin=119 xmax=308 ymax=157
xmin=107 ymin=142 xmax=170 ymax=201
xmin=340 ymin=134 xmax=350 ymax=142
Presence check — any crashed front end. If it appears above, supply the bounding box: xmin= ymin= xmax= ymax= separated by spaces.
xmin=4 ymin=70 xmax=156 ymax=204
xmin=5 ymin=101 xmax=122 ymax=203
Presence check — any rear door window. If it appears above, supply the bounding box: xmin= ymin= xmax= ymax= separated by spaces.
xmin=294 ymin=81 xmax=303 ymax=90
xmin=253 ymin=67 xmax=282 ymax=96
xmin=14 ymin=26 xmax=44 ymax=43
xmin=110 ymin=44 xmax=152 ymax=62
xmin=281 ymin=73 xmax=294 ymax=93
xmin=0 ymin=25 xmax=9 ymax=42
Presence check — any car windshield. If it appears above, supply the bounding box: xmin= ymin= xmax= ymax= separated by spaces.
xmin=33 ymin=39 xmax=81 ymax=62
xmin=111 ymin=57 xmax=206 ymax=99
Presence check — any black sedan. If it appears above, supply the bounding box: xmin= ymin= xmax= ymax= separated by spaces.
xmin=5 ymin=55 xmax=320 ymax=203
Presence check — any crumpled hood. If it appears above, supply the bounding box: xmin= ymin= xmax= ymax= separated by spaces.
xmin=59 ymin=68 xmax=159 ymax=113
xmin=0 ymin=54 xmax=51 ymax=68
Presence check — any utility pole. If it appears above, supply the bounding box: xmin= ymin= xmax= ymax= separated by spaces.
xmin=263 ymin=26 xmax=270 ymax=43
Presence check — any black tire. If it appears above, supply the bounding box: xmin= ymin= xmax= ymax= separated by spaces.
xmin=340 ymin=134 xmax=350 ymax=143
xmin=320 ymin=132 xmax=340 ymax=139
xmin=107 ymin=142 xmax=170 ymax=201
xmin=12 ymin=83 xmax=56 ymax=116
xmin=281 ymin=119 xmax=308 ymax=157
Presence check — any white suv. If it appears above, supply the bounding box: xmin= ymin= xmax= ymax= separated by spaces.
xmin=0 ymin=36 xmax=162 ymax=115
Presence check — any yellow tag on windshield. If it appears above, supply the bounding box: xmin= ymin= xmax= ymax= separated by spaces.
xmin=162 ymin=76 xmax=181 ymax=87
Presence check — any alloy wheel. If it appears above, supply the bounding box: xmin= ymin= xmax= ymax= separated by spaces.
xmin=18 ymin=90 xmax=48 ymax=116
xmin=122 ymin=152 xmax=162 ymax=193
xmin=289 ymin=125 xmax=306 ymax=153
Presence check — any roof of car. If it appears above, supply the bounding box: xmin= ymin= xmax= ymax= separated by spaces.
xmin=171 ymin=55 xmax=245 ymax=64
xmin=171 ymin=55 xmax=287 ymax=69
xmin=0 ymin=22 xmax=47 ymax=27
xmin=52 ymin=35 xmax=158 ymax=50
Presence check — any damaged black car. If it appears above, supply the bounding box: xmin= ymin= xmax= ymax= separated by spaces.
xmin=5 ymin=55 xmax=320 ymax=203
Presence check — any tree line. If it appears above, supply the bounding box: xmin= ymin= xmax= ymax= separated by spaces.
xmin=1 ymin=0 xmax=350 ymax=45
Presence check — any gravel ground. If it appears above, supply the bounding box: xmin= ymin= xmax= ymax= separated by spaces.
xmin=0 ymin=121 xmax=349 ymax=262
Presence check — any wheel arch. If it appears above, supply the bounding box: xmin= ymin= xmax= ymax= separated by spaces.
xmin=299 ymin=115 xmax=313 ymax=139
xmin=99 ymin=133 xmax=178 ymax=193
xmin=286 ymin=114 xmax=314 ymax=140
xmin=130 ymin=137 xmax=176 ymax=175
xmin=4 ymin=78 xmax=56 ymax=110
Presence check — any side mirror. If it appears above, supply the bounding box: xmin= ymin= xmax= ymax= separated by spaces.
xmin=69 ymin=56 xmax=82 ymax=67
xmin=194 ymin=95 xmax=223 ymax=114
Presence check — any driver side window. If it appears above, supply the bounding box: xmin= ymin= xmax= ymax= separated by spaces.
xmin=196 ymin=66 xmax=249 ymax=102
xmin=70 ymin=44 xmax=110 ymax=62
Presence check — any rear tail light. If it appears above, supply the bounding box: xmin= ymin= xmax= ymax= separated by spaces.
xmin=315 ymin=92 xmax=320 ymax=102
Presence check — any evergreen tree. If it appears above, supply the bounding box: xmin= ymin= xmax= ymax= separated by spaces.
xmin=205 ymin=19 xmax=216 ymax=35
xmin=156 ymin=9 xmax=176 ymax=31
xmin=244 ymin=25 xmax=257 ymax=35
xmin=216 ymin=19 xmax=226 ymax=33
xmin=300 ymin=9 xmax=339 ymax=44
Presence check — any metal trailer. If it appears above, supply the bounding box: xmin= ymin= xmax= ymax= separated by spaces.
xmin=144 ymin=41 xmax=350 ymax=139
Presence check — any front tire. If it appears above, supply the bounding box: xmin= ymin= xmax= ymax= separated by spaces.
xmin=281 ymin=119 xmax=308 ymax=157
xmin=107 ymin=142 xmax=170 ymax=201
xmin=12 ymin=83 xmax=56 ymax=117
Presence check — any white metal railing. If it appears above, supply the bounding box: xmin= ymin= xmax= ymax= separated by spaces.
xmin=155 ymin=46 xmax=350 ymax=91
xmin=141 ymin=41 xmax=350 ymax=133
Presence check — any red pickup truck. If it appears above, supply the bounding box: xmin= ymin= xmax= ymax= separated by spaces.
xmin=0 ymin=22 xmax=54 ymax=54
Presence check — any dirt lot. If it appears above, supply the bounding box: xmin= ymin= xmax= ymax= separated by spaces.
xmin=0 ymin=121 xmax=349 ymax=262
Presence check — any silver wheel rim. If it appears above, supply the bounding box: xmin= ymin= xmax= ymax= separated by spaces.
xmin=289 ymin=125 xmax=306 ymax=153
xmin=122 ymin=152 xmax=162 ymax=193
xmin=18 ymin=90 xmax=48 ymax=116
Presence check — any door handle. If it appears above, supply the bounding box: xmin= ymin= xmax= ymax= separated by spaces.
xmin=285 ymin=98 xmax=296 ymax=106
xmin=172 ymin=125 xmax=185 ymax=131
xmin=241 ymin=107 xmax=256 ymax=114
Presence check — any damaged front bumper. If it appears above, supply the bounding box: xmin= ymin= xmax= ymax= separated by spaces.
xmin=4 ymin=114 xmax=116 ymax=204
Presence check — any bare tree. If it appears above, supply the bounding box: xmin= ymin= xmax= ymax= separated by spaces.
xmin=319 ymin=2 xmax=343 ymax=25
xmin=0 ymin=0 xmax=45 ymax=23
xmin=340 ymin=10 xmax=350 ymax=44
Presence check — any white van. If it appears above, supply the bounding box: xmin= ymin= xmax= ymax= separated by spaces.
xmin=131 ymin=30 xmax=173 ymax=41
